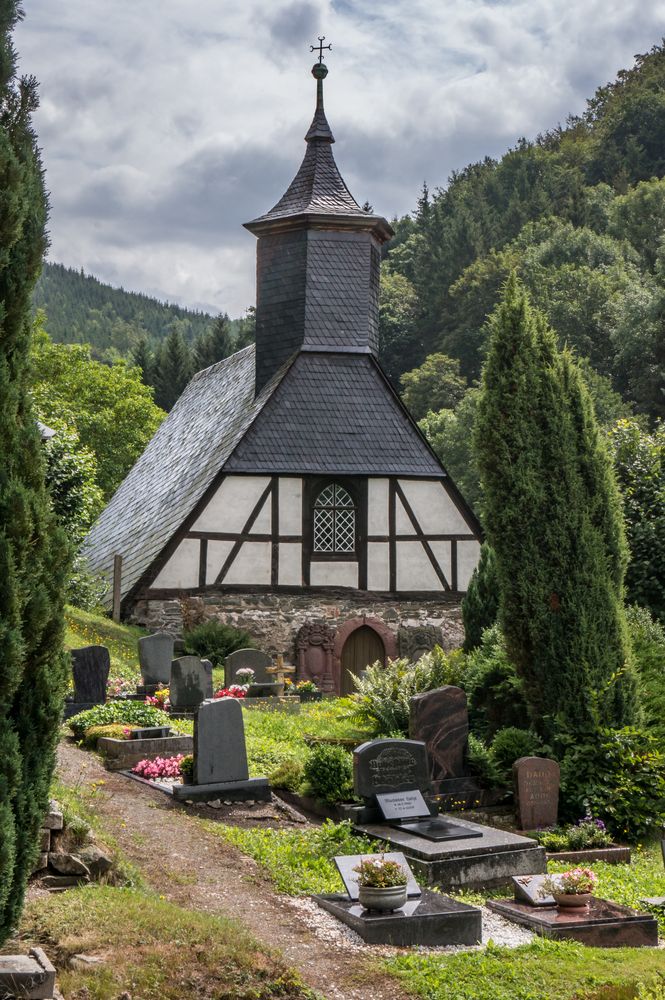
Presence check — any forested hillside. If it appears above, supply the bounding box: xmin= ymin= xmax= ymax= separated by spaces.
xmin=379 ymin=41 xmax=665 ymax=424
xmin=34 ymin=262 xmax=214 ymax=355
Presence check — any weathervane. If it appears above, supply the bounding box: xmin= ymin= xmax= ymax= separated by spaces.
xmin=310 ymin=36 xmax=331 ymax=64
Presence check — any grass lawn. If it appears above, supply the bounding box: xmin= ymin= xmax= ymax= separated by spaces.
xmin=20 ymin=886 xmax=318 ymax=1000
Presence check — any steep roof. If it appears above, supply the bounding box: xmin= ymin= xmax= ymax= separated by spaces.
xmin=82 ymin=346 xmax=292 ymax=601
xmin=225 ymin=351 xmax=445 ymax=477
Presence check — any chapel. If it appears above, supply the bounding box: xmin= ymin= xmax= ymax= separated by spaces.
xmin=84 ymin=49 xmax=482 ymax=693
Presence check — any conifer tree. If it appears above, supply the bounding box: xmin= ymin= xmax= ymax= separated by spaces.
xmin=461 ymin=542 xmax=499 ymax=651
xmin=193 ymin=313 xmax=232 ymax=371
xmin=0 ymin=2 xmax=70 ymax=941
xmin=131 ymin=335 xmax=153 ymax=386
xmin=474 ymin=275 xmax=638 ymax=744
xmin=153 ymin=326 xmax=193 ymax=410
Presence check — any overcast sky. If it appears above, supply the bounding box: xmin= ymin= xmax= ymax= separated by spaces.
xmin=16 ymin=1 xmax=665 ymax=317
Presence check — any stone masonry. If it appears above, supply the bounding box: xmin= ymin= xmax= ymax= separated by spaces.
xmin=131 ymin=592 xmax=464 ymax=659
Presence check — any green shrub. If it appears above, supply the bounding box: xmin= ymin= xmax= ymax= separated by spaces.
xmin=302 ymin=744 xmax=353 ymax=804
xmin=269 ymin=758 xmax=306 ymax=792
xmin=628 ymin=605 xmax=665 ymax=743
xmin=489 ymin=727 xmax=545 ymax=782
xmin=82 ymin=723 xmax=138 ymax=749
xmin=535 ymin=819 xmax=613 ymax=851
xmin=560 ymin=727 xmax=665 ymax=841
xmin=182 ymin=620 xmax=255 ymax=668
xmin=179 ymin=755 xmax=193 ymax=782
xmin=69 ymin=703 xmax=171 ymax=739
xmin=348 ymin=647 xmax=467 ymax=737
xmin=465 ymin=625 xmax=530 ymax=738
xmin=466 ymin=733 xmax=504 ymax=787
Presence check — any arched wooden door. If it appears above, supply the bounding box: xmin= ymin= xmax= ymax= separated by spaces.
xmin=340 ymin=625 xmax=385 ymax=696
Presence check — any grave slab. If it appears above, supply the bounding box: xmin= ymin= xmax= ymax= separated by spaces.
xmin=334 ymin=852 xmax=421 ymax=900
xmin=487 ymin=897 xmax=658 ymax=947
xmin=355 ymin=815 xmax=547 ymax=889
xmin=138 ymin=632 xmax=174 ymax=687
xmin=64 ymin=645 xmax=110 ymax=719
xmin=315 ymin=890 xmax=482 ymax=946
xmin=98 ymin=734 xmax=193 ymax=771
xmin=512 ymin=874 xmax=555 ymax=906
xmin=172 ymin=776 xmax=270 ymax=803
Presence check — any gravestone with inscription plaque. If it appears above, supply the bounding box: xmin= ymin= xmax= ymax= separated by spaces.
xmin=513 ymin=756 xmax=560 ymax=830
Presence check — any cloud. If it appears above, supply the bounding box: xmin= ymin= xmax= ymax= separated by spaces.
xmin=15 ymin=0 xmax=665 ymax=315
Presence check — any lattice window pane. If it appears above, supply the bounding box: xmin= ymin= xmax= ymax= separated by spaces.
xmin=314 ymin=508 xmax=335 ymax=551
xmin=334 ymin=508 xmax=355 ymax=552
xmin=313 ymin=482 xmax=357 ymax=554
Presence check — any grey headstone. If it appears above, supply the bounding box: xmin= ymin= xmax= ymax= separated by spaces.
xmin=170 ymin=656 xmax=213 ymax=712
xmin=353 ymin=739 xmax=430 ymax=800
xmin=512 ymin=874 xmax=555 ymax=907
xmin=225 ymin=648 xmax=273 ymax=686
xmin=70 ymin=646 xmax=109 ymax=704
xmin=194 ymin=698 xmax=249 ymax=785
xmin=138 ymin=632 xmax=174 ymax=686
xmin=334 ymin=852 xmax=421 ymax=900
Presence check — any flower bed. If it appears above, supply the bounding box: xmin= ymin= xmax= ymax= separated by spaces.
xmin=132 ymin=755 xmax=186 ymax=780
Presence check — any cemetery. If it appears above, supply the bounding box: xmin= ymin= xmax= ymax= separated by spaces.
xmin=2 ymin=6 xmax=665 ymax=999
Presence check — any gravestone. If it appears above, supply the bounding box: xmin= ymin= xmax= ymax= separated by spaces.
xmin=314 ymin=851 xmax=482 ymax=946
xmin=225 ymin=648 xmax=273 ymax=687
xmin=169 ymin=656 xmax=213 ymax=714
xmin=64 ymin=645 xmax=110 ymax=719
xmin=172 ymin=697 xmax=270 ymax=803
xmin=409 ymin=686 xmax=467 ymax=789
xmin=138 ymin=632 xmax=174 ymax=687
xmin=512 ymin=874 xmax=555 ymax=907
xmin=354 ymin=739 xmax=430 ymax=801
xmin=487 ymin=897 xmax=658 ymax=947
xmin=513 ymin=756 xmax=560 ymax=830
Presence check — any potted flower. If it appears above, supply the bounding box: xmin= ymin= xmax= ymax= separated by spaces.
xmin=541 ymin=867 xmax=598 ymax=908
xmin=283 ymin=678 xmax=297 ymax=696
xmin=296 ymin=679 xmax=322 ymax=703
xmin=353 ymin=855 xmax=408 ymax=912
xmin=180 ymin=754 xmax=194 ymax=784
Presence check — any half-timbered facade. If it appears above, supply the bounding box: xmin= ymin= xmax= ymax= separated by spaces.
xmin=84 ymin=54 xmax=482 ymax=689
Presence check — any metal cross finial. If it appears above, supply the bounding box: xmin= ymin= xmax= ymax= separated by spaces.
xmin=310 ymin=36 xmax=331 ymax=63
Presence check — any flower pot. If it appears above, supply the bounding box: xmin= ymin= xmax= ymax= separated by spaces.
xmin=358 ymin=884 xmax=408 ymax=913
xmin=553 ymin=891 xmax=593 ymax=908
xmin=299 ymin=691 xmax=322 ymax=703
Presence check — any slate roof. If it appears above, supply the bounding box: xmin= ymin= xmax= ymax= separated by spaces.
xmin=225 ymin=351 xmax=445 ymax=477
xmin=82 ymin=347 xmax=292 ymax=603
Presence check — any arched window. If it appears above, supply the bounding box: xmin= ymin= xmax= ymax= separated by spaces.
xmin=313 ymin=483 xmax=356 ymax=554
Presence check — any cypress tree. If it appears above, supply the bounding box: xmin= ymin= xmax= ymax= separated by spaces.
xmin=0 ymin=2 xmax=70 ymax=941
xmin=474 ymin=275 xmax=638 ymax=744
xmin=193 ymin=313 xmax=232 ymax=372
xmin=461 ymin=542 xmax=499 ymax=651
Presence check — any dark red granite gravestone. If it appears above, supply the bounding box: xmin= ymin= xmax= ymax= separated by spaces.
xmin=513 ymin=756 xmax=560 ymax=830
xmin=409 ymin=686 xmax=468 ymax=790
xmin=487 ymin=897 xmax=658 ymax=947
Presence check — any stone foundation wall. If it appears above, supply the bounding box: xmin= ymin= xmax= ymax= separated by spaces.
xmin=131 ymin=591 xmax=465 ymax=658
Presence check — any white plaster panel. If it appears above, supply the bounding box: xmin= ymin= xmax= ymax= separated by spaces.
xmin=152 ymin=539 xmax=200 ymax=589
xmin=279 ymin=543 xmax=302 ymax=586
xmin=224 ymin=541 xmax=272 ymax=585
xmin=279 ymin=478 xmax=303 ymax=536
xmin=205 ymin=540 xmax=235 ymax=584
xmin=191 ymin=476 xmax=270 ymax=533
xmin=367 ymin=542 xmax=390 ymax=591
xmin=399 ymin=479 xmax=470 ymax=535
xmin=395 ymin=495 xmax=416 ymax=534
xmin=457 ymin=540 xmax=481 ymax=591
xmin=309 ymin=561 xmax=358 ymax=588
xmin=430 ymin=540 xmax=452 ymax=587
xmin=367 ymin=479 xmax=389 ymax=535
xmin=396 ymin=541 xmax=444 ymax=592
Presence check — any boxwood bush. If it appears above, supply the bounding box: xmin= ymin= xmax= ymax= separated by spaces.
xmin=302 ymin=744 xmax=353 ymax=804
xmin=68 ymin=703 xmax=171 ymax=739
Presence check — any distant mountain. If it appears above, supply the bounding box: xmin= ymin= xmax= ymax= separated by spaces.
xmin=33 ymin=262 xmax=218 ymax=359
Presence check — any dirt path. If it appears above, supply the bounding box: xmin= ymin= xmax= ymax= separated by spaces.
xmin=56 ymin=742 xmax=413 ymax=1000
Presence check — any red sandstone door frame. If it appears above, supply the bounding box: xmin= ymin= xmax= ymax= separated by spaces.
xmin=332 ymin=616 xmax=397 ymax=695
